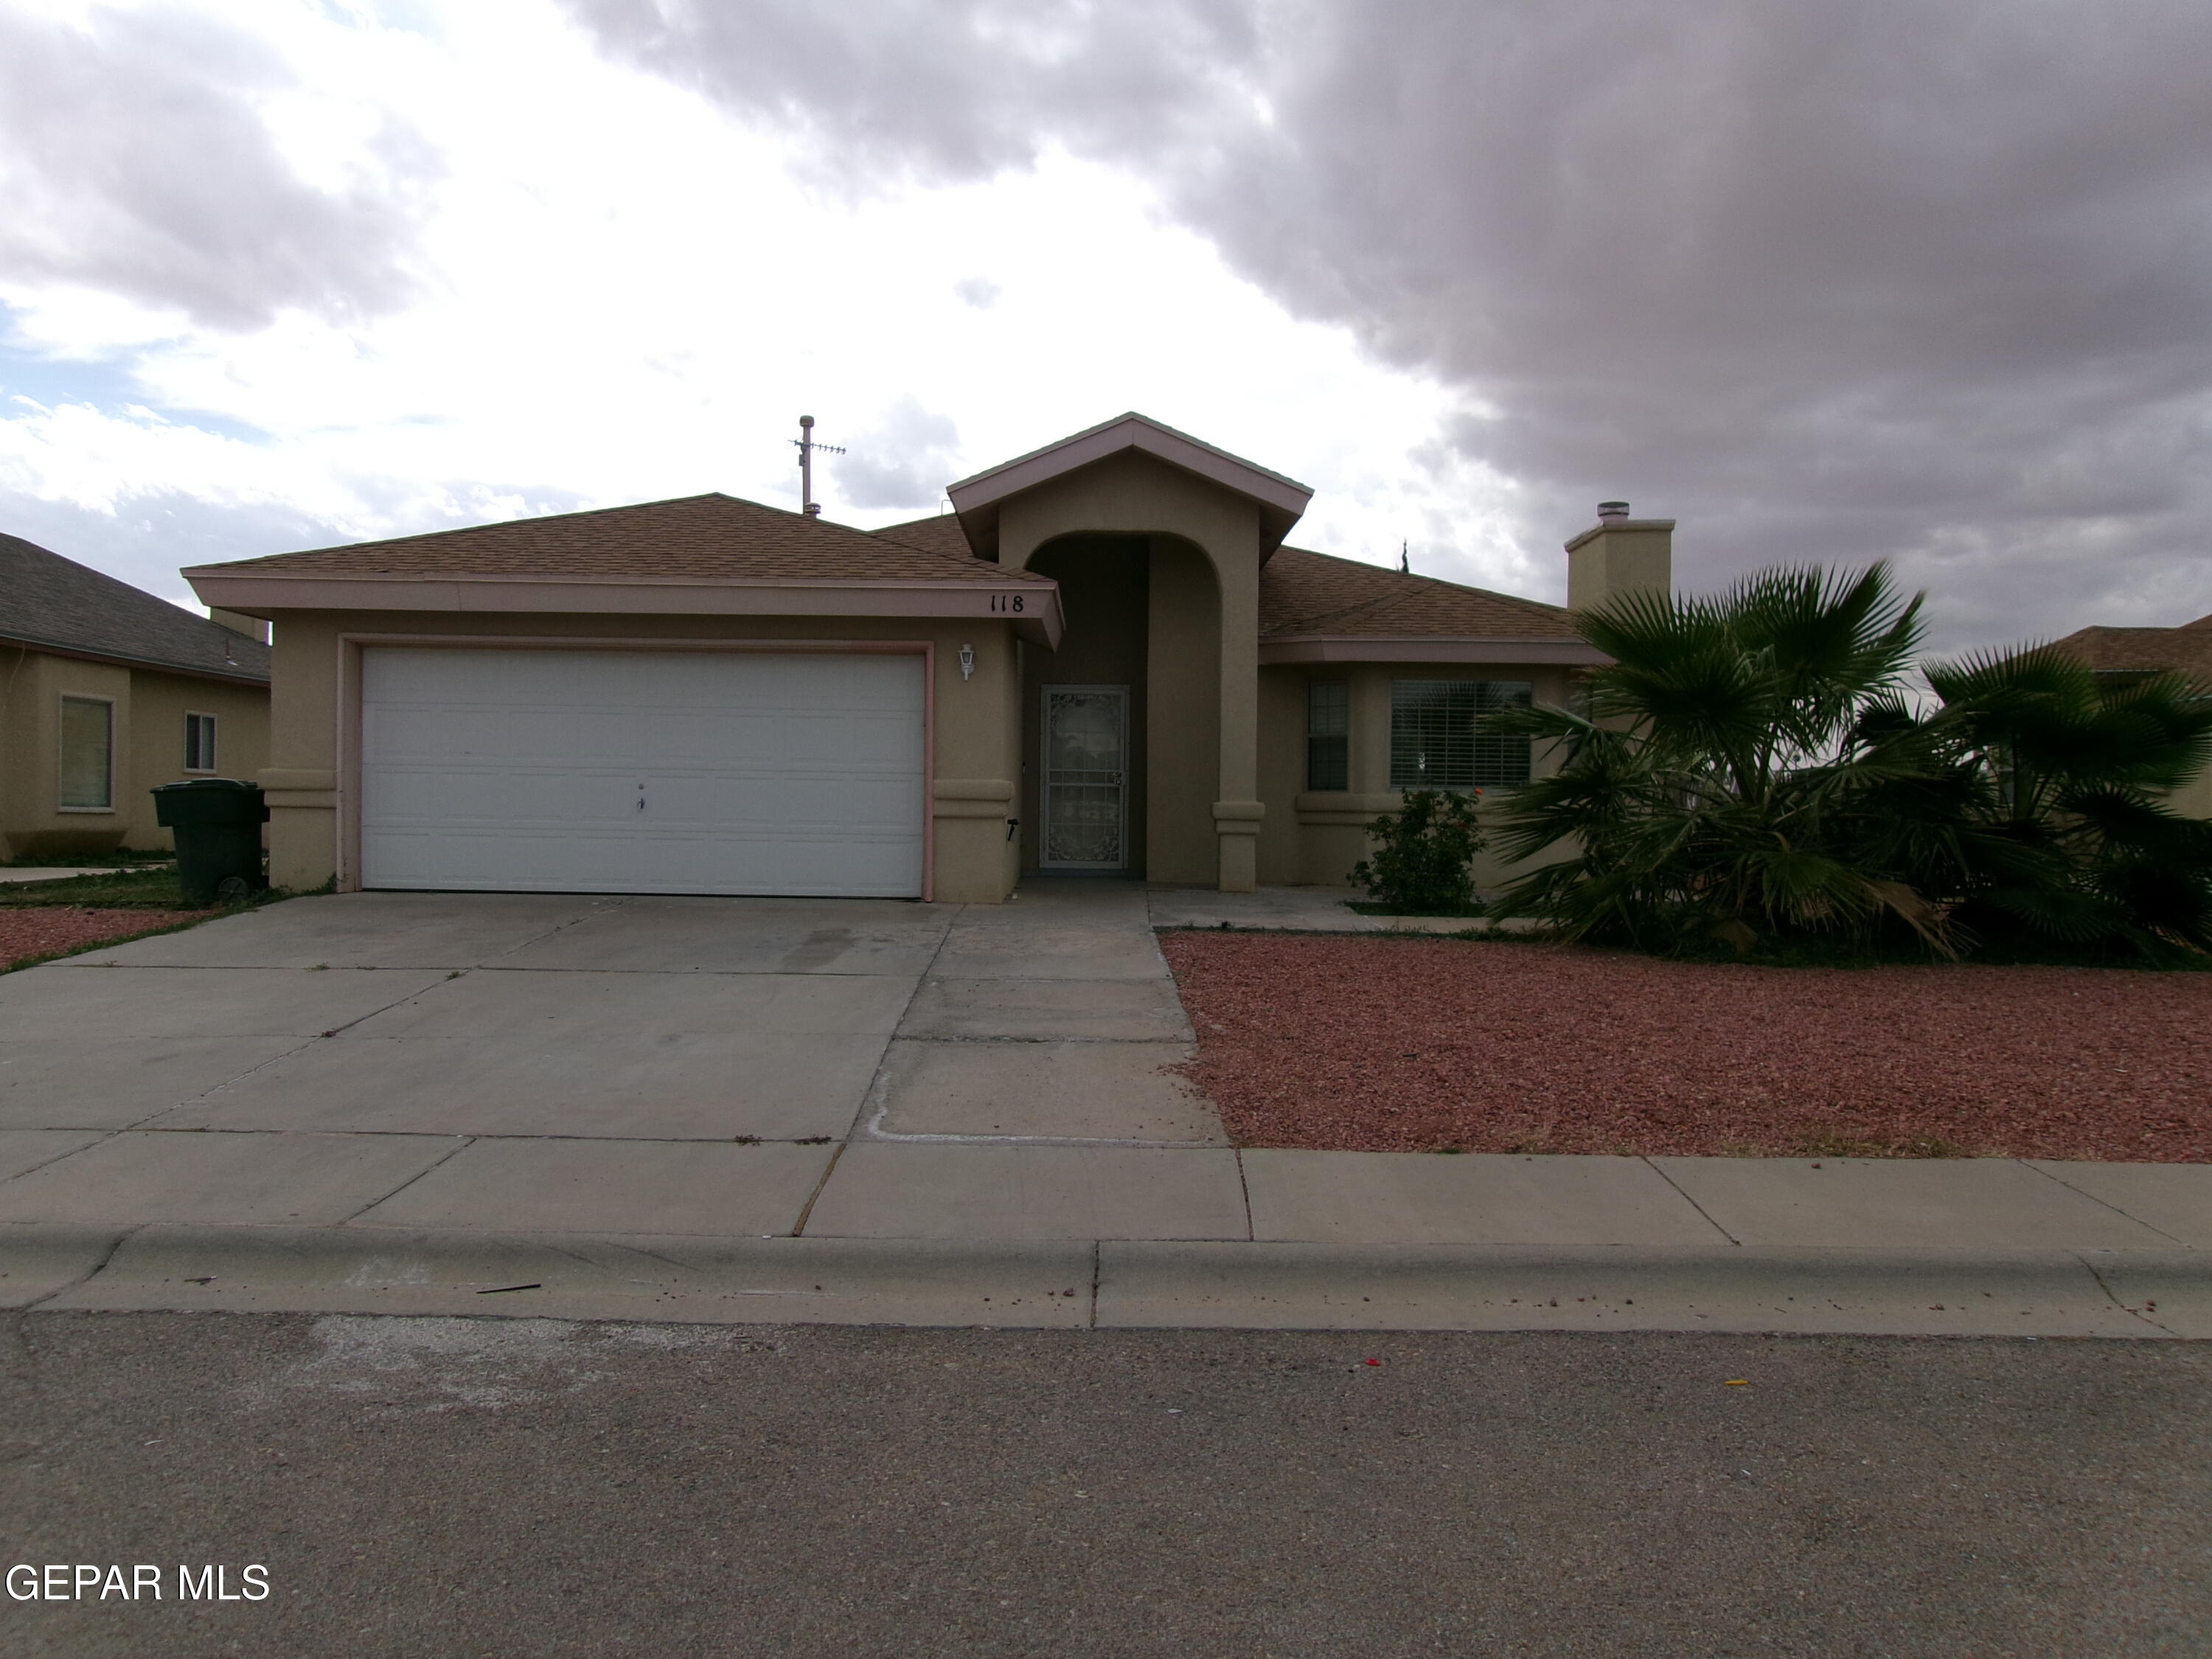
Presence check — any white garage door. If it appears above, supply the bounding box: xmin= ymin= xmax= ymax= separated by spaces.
xmin=359 ymin=648 xmax=925 ymax=897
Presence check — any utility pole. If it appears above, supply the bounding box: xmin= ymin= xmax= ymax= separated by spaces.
xmin=792 ymin=415 xmax=845 ymax=518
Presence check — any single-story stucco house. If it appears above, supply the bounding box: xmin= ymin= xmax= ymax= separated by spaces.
xmin=181 ymin=414 xmax=1671 ymax=902
xmin=2 ymin=532 xmax=271 ymax=861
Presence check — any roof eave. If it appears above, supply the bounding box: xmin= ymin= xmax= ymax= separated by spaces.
xmin=0 ymin=630 xmax=271 ymax=686
xmin=1259 ymin=635 xmax=1607 ymax=666
xmin=184 ymin=570 xmax=1065 ymax=649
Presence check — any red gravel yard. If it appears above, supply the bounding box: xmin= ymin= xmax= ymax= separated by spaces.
xmin=0 ymin=908 xmax=214 ymax=973
xmin=1160 ymin=933 xmax=2212 ymax=1162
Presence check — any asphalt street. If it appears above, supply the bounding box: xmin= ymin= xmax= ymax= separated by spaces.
xmin=4 ymin=1312 xmax=2208 ymax=1657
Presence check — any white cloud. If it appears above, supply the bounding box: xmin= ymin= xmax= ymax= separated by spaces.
xmin=0 ymin=0 xmax=1544 ymax=616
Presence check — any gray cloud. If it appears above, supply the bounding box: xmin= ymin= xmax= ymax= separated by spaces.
xmin=831 ymin=397 xmax=964 ymax=509
xmin=566 ymin=0 xmax=2212 ymax=647
xmin=0 ymin=6 xmax=434 ymax=329
xmin=565 ymin=0 xmax=1257 ymax=195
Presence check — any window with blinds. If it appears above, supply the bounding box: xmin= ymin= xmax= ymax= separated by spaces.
xmin=1306 ymin=679 xmax=1349 ymax=790
xmin=1388 ymin=680 xmax=1532 ymax=790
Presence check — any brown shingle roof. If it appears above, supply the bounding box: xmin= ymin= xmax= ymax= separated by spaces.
xmin=1260 ymin=546 xmax=1579 ymax=640
xmin=190 ymin=494 xmax=1051 ymax=585
xmin=2050 ymin=625 xmax=2212 ymax=681
xmin=869 ymin=513 xmax=979 ymax=562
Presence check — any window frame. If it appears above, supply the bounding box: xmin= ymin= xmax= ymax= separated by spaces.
xmin=1304 ymin=678 xmax=1350 ymax=792
xmin=184 ymin=710 xmax=218 ymax=774
xmin=1388 ymin=678 xmax=1534 ymax=792
xmin=57 ymin=694 xmax=116 ymax=813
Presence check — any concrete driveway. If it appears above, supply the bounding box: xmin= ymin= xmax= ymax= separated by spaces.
xmin=8 ymin=888 xmax=2211 ymax=1340
xmin=0 ymin=885 xmax=1228 ymax=1243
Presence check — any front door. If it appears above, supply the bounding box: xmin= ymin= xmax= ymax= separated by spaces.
xmin=1040 ymin=686 xmax=1129 ymax=869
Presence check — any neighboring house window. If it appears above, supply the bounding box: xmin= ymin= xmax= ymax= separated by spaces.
xmin=58 ymin=695 xmax=114 ymax=810
xmin=1389 ymin=680 xmax=1534 ymax=790
xmin=184 ymin=712 xmax=218 ymax=773
xmin=1306 ymin=680 xmax=1349 ymax=790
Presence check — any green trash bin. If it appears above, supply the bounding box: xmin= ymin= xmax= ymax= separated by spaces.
xmin=151 ymin=779 xmax=269 ymax=905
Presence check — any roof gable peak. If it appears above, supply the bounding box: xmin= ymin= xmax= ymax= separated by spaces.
xmin=944 ymin=413 xmax=1313 ymax=560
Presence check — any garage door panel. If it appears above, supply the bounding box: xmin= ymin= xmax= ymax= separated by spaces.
xmin=360 ymin=649 xmax=925 ymax=897
xmin=363 ymin=831 xmax=920 ymax=898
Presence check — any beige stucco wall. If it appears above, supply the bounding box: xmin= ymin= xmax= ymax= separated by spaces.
xmin=0 ymin=646 xmax=270 ymax=859
xmin=1144 ymin=538 xmax=1222 ymax=883
xmin=1566 ymin=519 xmax=1672 ymax=615
xmin=252 ymin=610 xmax=1022 ymax=902
xmin=998 ymin=451 xmax=1262 ymax=889
xmin=2163 ymin=762 xmax=2212 ymax=823
xmin=1256 ymin=661 xmax=1579 ymax=891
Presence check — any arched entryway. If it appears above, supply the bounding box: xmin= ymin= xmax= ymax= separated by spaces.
xmin=1017 ymin=532 xmax=1221 ymax=882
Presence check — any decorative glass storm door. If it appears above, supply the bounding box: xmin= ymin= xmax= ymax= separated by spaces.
xmin=1041 ymin=686 xmax=1130 ymax=869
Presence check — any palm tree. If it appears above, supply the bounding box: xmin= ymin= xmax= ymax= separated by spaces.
xmin=1858 ymin=649 xmax=2212 ymax=953
xmin=1483 ymin=563 xmax=2212 ymax=958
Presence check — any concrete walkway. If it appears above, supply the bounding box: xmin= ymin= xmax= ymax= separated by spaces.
xmin=1 ymin=884 xmax=2208 ymax=1337
xmin=1149 ymin=884 xmax=1496 ymax=933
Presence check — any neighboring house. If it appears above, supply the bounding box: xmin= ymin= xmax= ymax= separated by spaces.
xmin=1 ymin=533 xmax=272 ymax=861
xmin=183 ymin=413 xmax=1670 ymax=901
xmin=2050 ymin=612 xmax=2212 ymax=819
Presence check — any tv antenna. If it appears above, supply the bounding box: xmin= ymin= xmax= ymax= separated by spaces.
xmin=1399 ymin=539 xmax=1410 ymax=574
xmin=792 ymin=414 xmax=845 ymax=518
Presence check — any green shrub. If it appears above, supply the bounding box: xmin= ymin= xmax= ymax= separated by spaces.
xmin=1482 ymin=562 xmax=2212 ymax=959
xmin=1351 ymin=789 xmax=1485 ymax=914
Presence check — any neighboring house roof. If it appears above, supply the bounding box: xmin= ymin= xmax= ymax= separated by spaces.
xmin=2050 ymin=623 xmax=2212 ymax=681
xmin=0 ymin=531 xmax=270 ymax=685
xmin=201 ymin=493 xmax=1054 ymax=586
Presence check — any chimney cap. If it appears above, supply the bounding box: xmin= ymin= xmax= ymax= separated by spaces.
xmin=1597 ymin=500 xmax=1630 ymax=521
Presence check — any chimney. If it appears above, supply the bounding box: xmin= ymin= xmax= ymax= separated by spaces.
xmin=209 ymin=608 xmax=270 ymax=645
xmin=1565 ymin=500 xmax=1672 ymax=615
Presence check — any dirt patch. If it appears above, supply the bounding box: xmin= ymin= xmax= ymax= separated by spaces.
xmin=1 ymin=906 xmax=215 ymax=971
xmin=1159 ymin=933 xmax=2212 ymax=1161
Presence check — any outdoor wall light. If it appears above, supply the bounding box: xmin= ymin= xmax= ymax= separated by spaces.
xmin=959 ymin=643 xmax=975 ymax=681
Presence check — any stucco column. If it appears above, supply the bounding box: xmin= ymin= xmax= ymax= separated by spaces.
xmin=1213 ymin=535 xmax=1264 ymax=892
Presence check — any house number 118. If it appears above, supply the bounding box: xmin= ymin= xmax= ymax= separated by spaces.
xmin=990 ymin=594 xmax=1026 ymax=612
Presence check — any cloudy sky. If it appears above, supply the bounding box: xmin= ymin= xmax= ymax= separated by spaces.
xmin=4 ymin=0 xmax=2211 ymax=650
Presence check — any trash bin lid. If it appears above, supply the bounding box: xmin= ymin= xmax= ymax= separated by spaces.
xmin=151 ymin=778 xmax=260 ymax=792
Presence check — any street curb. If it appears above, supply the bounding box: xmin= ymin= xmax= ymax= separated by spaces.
xmin=12 ymin=1225 xmax=1095 ymax=1327
xmin=3 ymin=1223 xmax=2205 ymax=1337
xmin=1097 ymin=1241 xmax=2205 ymax=1338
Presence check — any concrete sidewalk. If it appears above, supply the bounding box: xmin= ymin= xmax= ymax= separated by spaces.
xmin=1 ymin=883 xmax=2208 ymax=1338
